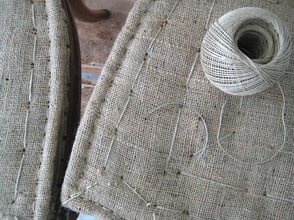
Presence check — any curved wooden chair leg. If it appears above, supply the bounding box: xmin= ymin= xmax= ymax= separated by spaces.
xmin=68 ymin=0 xmax=111 ymax=22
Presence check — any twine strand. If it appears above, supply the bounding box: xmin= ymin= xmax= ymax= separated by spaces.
xmin=165 ymin=107 xmax=182 ymax=171
xmin=205 ymin=0 xmax=216 ymax=30
xmin=217 ymin=82 xmax=287 ymax=165
xmin=194 ymin=112 xmax=209 ymax=160
xmin=181 ymin=171 xmax=246 ymax=191
xmin=14 ymin=0 xmax=37 ymax=201
xmin=123 ymin=180 xmax=148 ymax=204
xmin=267 ymin=193 xmax=294 ymax=204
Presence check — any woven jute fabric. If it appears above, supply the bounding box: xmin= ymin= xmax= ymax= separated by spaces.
xmin=0 ymin=0 xmax=80 ymax=219
xmin=62 ymin=0 xmax=294 ymax=219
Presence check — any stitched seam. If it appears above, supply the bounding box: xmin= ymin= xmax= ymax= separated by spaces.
xmin=76 ymin=0 xmax=155 ymax=179
xmin=63 ymin=0 xmax=178 ymax=206
xmin=102 ymin=0 xmax=182 ymax=169
xmin=12 ymin=1 xmax=41 ymax=218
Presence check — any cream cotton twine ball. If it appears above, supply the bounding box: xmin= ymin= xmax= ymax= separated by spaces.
xmin=200 ymin=7 xmax=292 ymax=96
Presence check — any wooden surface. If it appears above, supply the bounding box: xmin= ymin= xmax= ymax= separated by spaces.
xmin=77 ymin=1 xmax=134 ymax=116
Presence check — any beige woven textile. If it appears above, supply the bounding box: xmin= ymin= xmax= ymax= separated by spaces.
xmin=0 ymin=0 xmax=80 ymax=219
xmin=62 ymin=0 xmax=294 ymax=219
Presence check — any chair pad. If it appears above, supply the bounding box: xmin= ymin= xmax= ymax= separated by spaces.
xmin=62 ymin=0 xmax=294 ymax=219
xmin=0 ymin=0 xmax=80 ymax=219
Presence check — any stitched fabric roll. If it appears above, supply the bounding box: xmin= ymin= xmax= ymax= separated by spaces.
xmin=0 ymin=0 xmax=80 ymax=219
xmin=62 ymin=0 xmax=294 ymax=219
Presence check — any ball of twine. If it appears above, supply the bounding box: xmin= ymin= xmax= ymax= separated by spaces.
xmin=200 ymin=7 xmax=292 ymax=96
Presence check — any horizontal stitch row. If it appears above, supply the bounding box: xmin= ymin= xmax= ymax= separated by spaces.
xmin=137 ymin=34 xmax=200 ymax=52
xmin=181 ymin=171 xmax=246 ymax=191
xmin=267 ymin=194 xmax=294 ymax=204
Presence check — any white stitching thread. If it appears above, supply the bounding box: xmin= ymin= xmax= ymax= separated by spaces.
xmin=216 ymin=82 xmax=287 ymax=165
xmin=205 ymin=0 xmax=216 ymax=30
xmin=123 ymin=180 xmax=149 ymax=204
xmin=267 ymin=193 xmax=294 ymax=204
xmin=14 ymin=0 xmax=37 ymax=201
xmin=103 ymin=0 xmax=181 ymax=168
xmin=181 ymin=171 xmax=246 ymax=191
xmin=164 ymin=52 xmax=200 ymax=171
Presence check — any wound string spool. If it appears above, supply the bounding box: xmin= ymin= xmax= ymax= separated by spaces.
xmin=200 ymin=7 xmax=292 ymax=96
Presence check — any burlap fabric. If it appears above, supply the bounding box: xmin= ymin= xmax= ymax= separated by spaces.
xmin=0 ymin=0 xmax=80 ymax=219
xmin=62 ymin=0 xmax=294 ymax=219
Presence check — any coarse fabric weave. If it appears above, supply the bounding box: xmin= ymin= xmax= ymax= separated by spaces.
xmin=62 ymin=0 xmax=294 ymax=219
xmin=0 ymin=0 xmax=80 ymax=219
